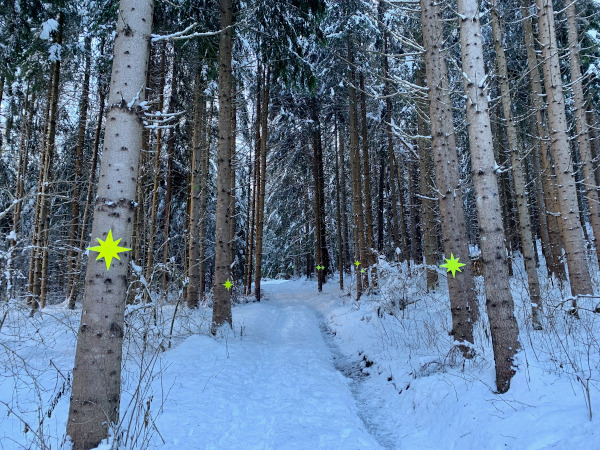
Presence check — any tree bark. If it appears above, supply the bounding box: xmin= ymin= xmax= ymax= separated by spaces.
xmin=66 ymin=37 xmax=92 ymax=304
xmin=199 ymin=96 xmax=214 ymax=298
xmin=67 ymin=0 xmax=154 ymax=447
xmin=384 ymin=36 xmax=400 ymax=259
xmin=254 ymin=67 xmax=269 ymax=302
xmin=348 ymin=49 xmax=367 ymax=297
xmin=244 ymin=67 xmax=261 ymax=295
xmin=38 ymin=13 xmax=63 ymax=309
xmin=339 ymin=116 xmax=351 ymax=272
xmin=312 ymin=98 xmax=324 ymax=292
xmin=359 ymin=75 xmax=377 ymax=285
xmin=458 ymin=0 xmax=520 ymax=391
xmin=212 ymin=0 xmax=234 ymax=331
xmin=536 ymin=0 xmax=593 ymax=299
xmin=334 ymin=113 xmax=344 ymax=290
xmin=416 ymin=69 xmax=438 ymax=290
xmin=187 ymin=68 xmax=205 ymax=309
xmin=27 ymin=89 xmax=51 ymax=307
xmin=521 ymin=2 xmax=566 ymax=280
xmin=420 ymin=0 xmax=478 ymax=351
xmin=566 ymin=1 xmax=600 ymax=267
xmin=162 ymin=53 xmax=177 ymax=293
xmin=229 ymin=83 xmax=237 ymax=276
xmin=145 ymin=41 xmax=167 ymax=292
xmin=490 ymin=0 xmax=542 ymax=329
xmin=69 ymin=77 xmax=106 ymax=309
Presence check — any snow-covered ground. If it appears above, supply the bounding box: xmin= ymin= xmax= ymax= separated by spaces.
xmin=1 ymin=265 xmax=600 ymax=449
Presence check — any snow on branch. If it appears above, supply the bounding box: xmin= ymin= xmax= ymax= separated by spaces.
xmin=151 ymin=23 xmax=234 ymax=42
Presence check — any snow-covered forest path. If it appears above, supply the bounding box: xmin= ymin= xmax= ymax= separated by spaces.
xmin=152 ymin=280 xmax=383 ymax=449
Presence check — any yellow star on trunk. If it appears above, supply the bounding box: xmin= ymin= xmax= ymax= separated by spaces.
xmin=440 ymin=253 xmax=466 ymax=278
xmin=223 ymin=278 xmax=233 ymax=291
xmin=87 ymin=229 xmax=131 ymax=271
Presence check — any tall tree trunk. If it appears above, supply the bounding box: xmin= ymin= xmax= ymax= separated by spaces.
xmin=312 ymin=98 xmax=324 ymax=292
xmin=420 ymin=0 xmax=478 ymax=352
xmin=348 ymin=49 xmax=368 ymax=296
xmin=529 ymin=116 xmax=552 ymax=266
xmin=316 ymin=108 xmax=330 ymax=280
xmin=66 ymin=37 xmax=92 ymax=304
xmin=9 ymin=89 xmax=34 ymax=297
xmin=229 ymin=84 xmax=237 ymax=275
xmin=407 ymin=156 xmax=423 ymax=264
xmin=334 ymin=113 xmax=344 ymax=290
xmin=38 ymin=13 xmax=63 ymax=309
xmin=212 ymin=0 xmax=234 ymax=331
xmin=199 ymin=96 xmax=213 ymax=298
xmin=536 ymin=0 xmax=593 ymax=300
xmin=377 ymin=152 xmax=385 ymax=253
xmin=521 ymin=2 xmax=566 ymax=280
xmin=244 ymin=67 xmax=261 ymax=295
xmin=588 ymin=107 xmax=600 ymax=188
xmin=187 ymin=68 xmax=205 ymax=309
xmin=69 ymin=80 xmax=106 ymax=309
xmin=162 ymin=54 xmax=177 ymax=293
xmin=254 ymin=67 xmax=269 ymax=302
xmin=490 ymin=0 xmax=542 ymax=329
xmin=145 ymin=41 xmax=168 ymax=292
xmin=416 ymin=69 xmax=439 ymax=290
xmin=359 ymin=74 xmax=377 ymax=286
xmin=27 ymin=90 xmax=51 ymax=307
xmin=339 ymin=117 xmax=351 ymax=271
xmin=384 ymin=36 xmax=400 ymax=258
xmin=67 ymin=1 xmax=154 ymax=447
xmin=458 ymin=0 xmax=519 ymax=391
xmin=13 ymin=89 xmax=33 ymax=237
xmin=566 ymin=1 xmax=600 ymax=267
xmin=396 ymin=157 xmax=410 ymax=264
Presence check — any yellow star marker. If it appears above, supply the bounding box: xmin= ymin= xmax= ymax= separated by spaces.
xmin=354 ymin=260 xmax=361 ymax=267
xmin=440 ymin=253 xmax=466 ymax=278
xmin=87 ymin=229 xmax=131 ymax=271
xmin=223 ymin=278 xmax=233 ymax=291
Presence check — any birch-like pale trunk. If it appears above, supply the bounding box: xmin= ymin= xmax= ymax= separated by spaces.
xmin=212 ymin=0 xmax=234 ymax=331
xmin=458 ymin=0 xmax=519 ymax=392
xmin=520 ymin=1 xmax=566 ymax=280
xmin=67 ymin=0 xmax=154 ymax=447
xmin=566 ymin=2 xmax=600 ymax=268
xmin=490 ymin=0 xmax=542 ymax=329
xmin=420 ymin=0 xmax=478 ymax=351
xmin=536 ymin=0 xmax=593 ymax=299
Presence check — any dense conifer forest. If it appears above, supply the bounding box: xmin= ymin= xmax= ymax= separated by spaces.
xmin=2 ymin=0 xmax=600 ymax=448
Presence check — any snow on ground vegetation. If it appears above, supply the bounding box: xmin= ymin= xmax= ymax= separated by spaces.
xmin=1 ymin=255 xmax=599 ymax=449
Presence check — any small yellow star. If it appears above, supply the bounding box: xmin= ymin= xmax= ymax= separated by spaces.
xmin=223 ymin=278 xmax=233 ymax=291
xmin=87 ymin=229 xmax=131 ymax=271
xmin=360 ymin=268 xmax=366 ymax=274
xmin=354 ymin=260 xmax=361 ymax=267
xmin=440 ymin=253 xmax=466 ymax=278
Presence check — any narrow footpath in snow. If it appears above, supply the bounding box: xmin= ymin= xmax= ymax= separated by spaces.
xmin=152 ymin=280 xmax=383 ymax=449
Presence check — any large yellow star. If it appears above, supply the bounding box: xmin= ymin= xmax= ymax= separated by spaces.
xmin=440 ymin=253 xmax=466 ymax=278
xmin=87 ymin=229 xmax=131 ymax=271
xmin=223 ymin=278 xmax=233 ymax=291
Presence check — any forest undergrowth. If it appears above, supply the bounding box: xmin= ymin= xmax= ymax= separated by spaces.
xmin=2 ymin=247 xmax=600 ymax=449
